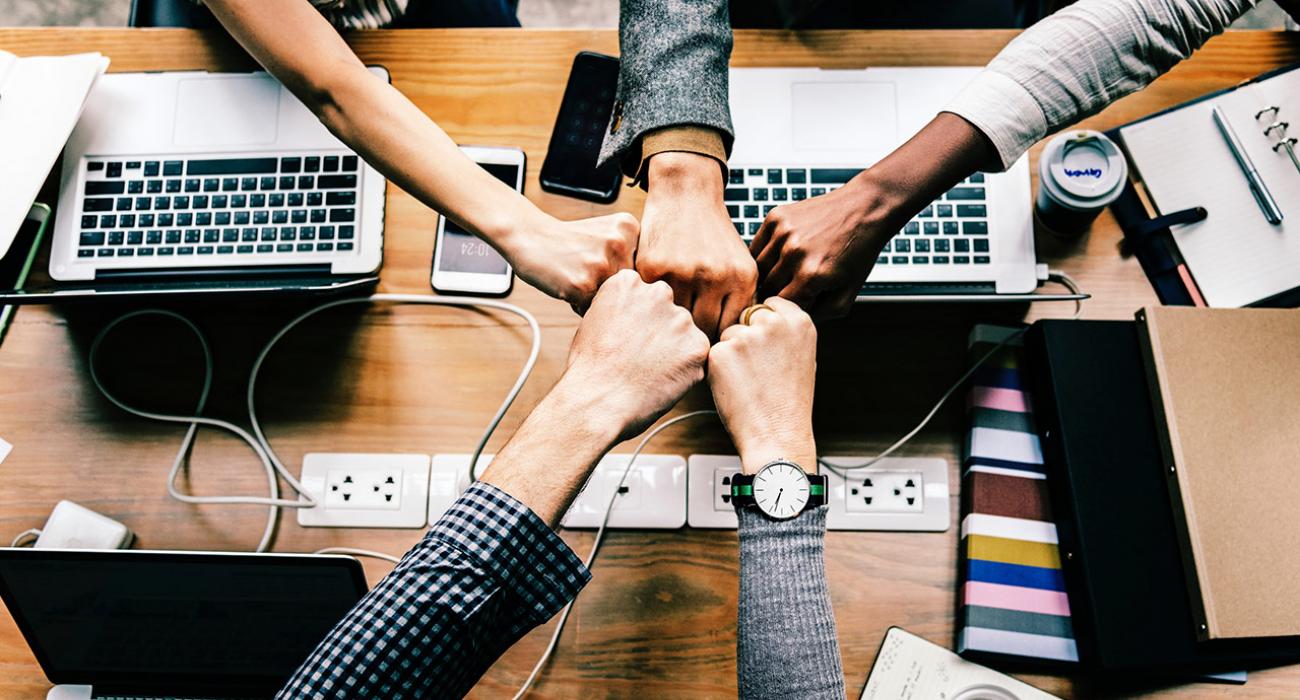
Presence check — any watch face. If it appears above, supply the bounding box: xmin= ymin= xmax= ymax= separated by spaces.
xmin=753 ymin=462 xmax=810 ymax=519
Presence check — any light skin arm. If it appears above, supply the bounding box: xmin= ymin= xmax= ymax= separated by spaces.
xmin=204 ymin=0 xmax=638 ymax=310
xmin=481 ymin=269 xmax=710 ymax=527
xmin=751 ymin=113 xmax=995 ymax=318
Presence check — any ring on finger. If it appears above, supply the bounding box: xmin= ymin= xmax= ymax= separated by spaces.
xmin=740 ymin=303 xmax=776 ymax=326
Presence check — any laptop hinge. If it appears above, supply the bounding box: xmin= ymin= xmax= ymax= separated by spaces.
xmin=95 ymin=265 xmax=334 ymax=281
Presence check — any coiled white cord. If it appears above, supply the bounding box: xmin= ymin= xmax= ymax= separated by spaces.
xmin=87 ymin=294 xmax=541 ymax=552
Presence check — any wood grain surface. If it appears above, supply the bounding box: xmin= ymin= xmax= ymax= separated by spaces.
xmin=0 ymin=27 xmax=1297 ymax=699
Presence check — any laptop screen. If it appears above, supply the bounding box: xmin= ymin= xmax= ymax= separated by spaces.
xmin=0 ymin=549 xmax=367 ymax=695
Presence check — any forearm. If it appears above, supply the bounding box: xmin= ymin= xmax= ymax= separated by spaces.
xmin=737 ymin=507 xmax=844 ymax=699
xmin=946 ymin=0 xmax=1255 ymax=168
xmin=205 ymin=0 xmax=547 ymax=249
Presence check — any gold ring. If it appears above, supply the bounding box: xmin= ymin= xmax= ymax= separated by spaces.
xmin=740 ymin=304 xmax=775 ymax=326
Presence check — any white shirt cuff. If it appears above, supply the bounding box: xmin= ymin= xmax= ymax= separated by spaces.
xmin=943 ymin=69 xmax=1048 ymax=171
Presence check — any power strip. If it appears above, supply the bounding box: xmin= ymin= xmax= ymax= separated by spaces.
xmin=430 ymin=453 xmax=687 ymax=529
xmin=686 ymin=455 xmax=950 ymax=531
xmin=297 ymin=453 xmax=432 ymax=528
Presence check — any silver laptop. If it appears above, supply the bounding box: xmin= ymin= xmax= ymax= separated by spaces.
xmin=728 ymin=67 xmax=1040 ymax=300
xmin=50 ymin=69 xmax=386 ymax=287
xmin=0 ymin=548 xmax=366 ymax=700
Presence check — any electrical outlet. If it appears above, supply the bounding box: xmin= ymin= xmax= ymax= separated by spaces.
xmin=687 ymin=455 xmax=950 ymax=531
xmin=429 ymin=453 xmax=487 ymax=522
xmin=562 ymin=454 xmax=686 ymax=529
xmin=297 ymin=453 xmax=431 ymax=528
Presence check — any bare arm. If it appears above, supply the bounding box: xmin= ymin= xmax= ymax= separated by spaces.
xmin=204 ymin=0 xmax=638 ymax=308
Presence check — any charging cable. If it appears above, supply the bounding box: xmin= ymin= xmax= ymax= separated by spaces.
xmin=88 ymin=294 xmax=541 ymax=552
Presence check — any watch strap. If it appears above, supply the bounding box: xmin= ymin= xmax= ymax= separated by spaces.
xmin=727 ymin=472 xmax=828 ymax=511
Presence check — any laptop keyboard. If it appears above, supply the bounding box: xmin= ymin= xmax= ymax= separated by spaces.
xmin=725 ymin=167 xmax=991 ymax=266
xmin=77 ymin=153 xmax=361 ymax=262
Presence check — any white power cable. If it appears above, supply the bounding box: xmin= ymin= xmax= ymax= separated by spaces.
xmin=511 ymin=409 xmax=718 ymax=700
xmin=88 ymin=294 xmax=541 ymax=553
xmin=822 ymin=269 xmax=1084 ymax=479
xmin=10 ymin=529 xmax=41 ymax=548
xmin=313 ymin=546 xmax=402 ymax=565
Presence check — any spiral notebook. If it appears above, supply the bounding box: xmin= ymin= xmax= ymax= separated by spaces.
xmin=1118 ymin=64 xmax=1300 ymax=308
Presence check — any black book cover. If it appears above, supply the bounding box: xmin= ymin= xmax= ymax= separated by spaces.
xmin=1025 ymin=319 xmax=1300 ymax=673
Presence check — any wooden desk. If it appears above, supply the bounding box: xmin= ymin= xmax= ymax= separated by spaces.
xmin=0 ymin=27 xmax=1296 ymax=698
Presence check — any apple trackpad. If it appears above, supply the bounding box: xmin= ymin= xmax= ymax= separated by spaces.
xmin=791 ymin=82 xmax=898 ymax=158
xmin=173 ymin=76 xmax=280 ymax=147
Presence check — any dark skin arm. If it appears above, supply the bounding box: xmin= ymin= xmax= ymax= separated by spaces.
xmin=750 ymin=112 xmax=996 ymax=318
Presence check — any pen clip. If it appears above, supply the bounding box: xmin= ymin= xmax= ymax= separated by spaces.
xmin=1134 ymin=207 xmax=1209 ymax=238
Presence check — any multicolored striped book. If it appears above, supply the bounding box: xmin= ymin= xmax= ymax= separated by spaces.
xmin=956 ymin=325 xmax=1079 ymax=666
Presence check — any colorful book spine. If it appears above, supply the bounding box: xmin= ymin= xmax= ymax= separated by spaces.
xmin=956 ymin=325 xmax=1079 ymax=665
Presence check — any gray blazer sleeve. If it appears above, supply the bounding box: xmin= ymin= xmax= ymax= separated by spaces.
xmin=598 ymin=0 xmax=735 ymax=170
xmin=737 ymin=507 xmax=846 ymax=699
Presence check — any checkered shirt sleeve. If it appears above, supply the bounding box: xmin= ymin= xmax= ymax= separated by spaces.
xmin=278 ymin=481 xmax=591 ymax=699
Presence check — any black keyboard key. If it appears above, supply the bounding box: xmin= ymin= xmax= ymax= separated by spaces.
xmin=772 ymin=188 xmax=787 ymax=202
xmin=238 ymin=245 xmax=254 ymax=254
xmin=727 ymin=205 xmax=739 ymax=218
xmin=260 ymin=228 xmax=277 ymax=241
xmin=260 ymin=176 xmax=276 ymax=190
xmin=197 ymin=246 xmax=214 ymax=255
xmin=747 ymin=168 xmax=762 ymax=177
xmin=147 ymin=180 xmax=163 ymax=194
xmin=218 ymin=245 xmax=234 ymax=254
xmin=106 ymin=162 xmax=122 ymax=178
xmin=281 ymin=228 xmax=297 ymax=241
xmin=144 ymin=161 xmax=160 ymax=177
xmin=189 ymin=179 xmax=205 ymax=192
xmin=339 ymin=225 xmax=355 ymax=239
xmin=935 ymin=239 xmax=950 ymax=253
xmin=272 ymin=210 xmax=288 ymax=224
xmin=297 ymin=243 xmax=314 ymax=252
xmin=127 ymin=231 xmax=143 ymax=245
xmin=292 ymin=210 xmax=308 ymax=224
xmin=969 ymin=172 xmax=986 ymax=184
xmin=903 ymin=222 xmax=920 ymax=235
xmin=234 ymin=212 xmax=250 ymax=225
xmin=81 ymin=215 xmax=97 ymax=228
xmin=147 ymin=231 xmax=162 ymax=244
xmin=108 ymin=231 xmax=124 ymax=245
xmin=280 ymin=176 xmax=296 ymax=190
xmin=86 ymin=181 xmax=125 ymax=196
xmin=764 ymin=205 xmax=777 ymax=216
xmin=175 ymin=213 xmax=193 ymax=226
xmin=212 ymin=195 xmax=229 ymax=208
xmin=923 ymin=222 xmax=939 ymax=235
xmin=810 ymin=168 xmax=861 ymax=184
xmin=192 ymin=195 xmax=208 ymax=209
xmin=963 ymin=221 xmax=989 ymax=235
xmin=957 ymin=205 xmax=987 ymax=218
xmin=974 ymin=255 xmax=990 ymax=264
xmin=184 ymin=231 xmax=200 ymax=243
xmin=84 ymin=198 xmax=114 ymax=212
xmin=326 ymin=191 xmax=356 ymax=206
xmin=955 ymin=255 xmax=970 ymax=264
xmin=299 ymin=227 xmax=315 ymax=240
xmin=891 ymin=256 xmax=908 ymax=265
xmin=174 ymin=195 xmax=190 ymax=209
xmin=100 ymin=215 xmax=117 ymax=228
xmin=257 ymin=244 xmax=273 ymax=253
xmin=342 ymin=155 xmax=358 ymax=171
xmin=307 ymin=192 xmax=323 ymax=207
xmin=329 ymin=208 xmax=355 ymax=222
xmin=158 ymin=246 xmax=174 ymax=256
xmin=914 ymin=239 xmax=930 ymax=253
xmin=810 ymin=187 xmax=826 ymax=196
xmin=253 ymin=211 xmax=269 ymax=225
xmin=728 ymin=169 xmax=744 ymax=185
xmin=222 ymin=177 xmax=239 ymax=192
xmin=311 ymin=209 xmax=328 ymax=223
xmin=752 ymin=188 xmax=768 ymax=202
xmin=231 ymin=194 xmax=249 ymax=208
xmin=791 ymin=188 xmax=807 ymax=201
xmin=934 ymin=255 xmax=950 ymax=264
xmin=319 ymin=226 xmax=335 ymax=240
xmin=138 ymin=214 xmax=155 ymax=227
xmin=187 ymin=157 xmax=277 ymax=176
xmin=178 ymin=246 xmax=196 ymax=255
xmin=165 ymin=231 xmax=182 ymax=244
xmin=880 ymin=241 xmax=891 ymax=253
xmin=117 ymin=248 xmax=134 ymax=257
xmin=733 ymin=221 xmax=744 ymax=234
xmin=125 ymin=161 xmax=141 ymax=170
xmin=119 ymin=214 xmax=136 ymax=228
xmin=203 ymin=230 xmax=219 ymax=243
xmin=946 ymin=187 xmax=985 ymax=200
xmin=157 ymin=214 xmax=174 ymax=227
xmin=154 ymin=197 xmax=170 ymax=211
xmin=97 ymin=248 xmax=113 ymax=257
xmin=269 ymin=193 xmax=285 ymax=207
xmin=87 ymin=162 xmax=104 ymax=172
xmin=767 ymin=169 xmax=782 ymax=184
xmin=128 ymin=181 xmax=144 ymax=194
xmin=166 ymin=179 xmax=182 ymax=193
xmin=920 ymin=206 xmax=934 ymax=218
xmin=338 ymin=242 xmax=354 ymax=251
xmin=80 ymin=231 xmax=105 ymax=246
xmin=943 ymin=222 xmax=959 ymax=235
xmin=954 ymin=239 xmax=970 ymax=252
xmin=743 ymin=205 xmax=760 ymax=219
xmin=724 ymin=187 xmax=748 ymax=202
xmin=242 ymin=228 xmax=259 ymax=242
xmin=305 ymin=157 xmax=321 ymax=173
xmin=277 ymin=243 xmax=294 ymax=253
xmin=316 ymin=174 xmax=355 ymax=189
xmin=135 ymin=197 xmax=152 ymax=211
xmin=786 ymin=169 xmax=807 ymax=184
xmin=974 ymin=239 xmax=990 ymax=253
xmin=163 ymin=161 xmax=183 ymax=176
xmin=280 ymin=157 xmax=301 ymax=174
xmin=241 ymin=177 xmax=258 ymax=191
xmin=937 ymin=205 xmax=953 ymax=217
xmin=317 ymin=242 xmax=335 ymax=252
xmin=894 ymin=239 xmax=911 ymax=253
xmin=298 ymin=175 xmax=316 ymax=189
xmin=214 ymin=212 xmax=231 ymax=226
xmin=324 ymin=155 xmax=340 ymax=172
xmin=78 ymin=249 xmax=94 ymax=258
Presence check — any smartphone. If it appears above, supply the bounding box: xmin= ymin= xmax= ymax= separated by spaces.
xmin=539 ymin=51 xmax=622 ymax=204
xmin=0 ymin=204 xmax=50 ymax=343
xmin=431 ymin=146 xmax=523 ymax=297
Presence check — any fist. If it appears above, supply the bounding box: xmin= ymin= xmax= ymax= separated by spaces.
xmin=563 ymin=270 xmax=711 ymax=441
xmin=509 ymin=213 xmax=640 ymax=313
xmin=708 ymin=297 xmax=818 ymax=474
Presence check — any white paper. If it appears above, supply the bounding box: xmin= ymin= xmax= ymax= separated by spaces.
xmin=865 ymin=627 xmax=1061 ymax=699
xmin=1120 ymin=71 xmax=1300 ymax=307
xmin=0 ymin=50 xmax=108 ymax=257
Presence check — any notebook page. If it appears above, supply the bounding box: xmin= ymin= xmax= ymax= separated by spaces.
xmin=0 ymin=50 xmax=108 ymax=257
xmin=1120 ymin=73 xmax=1300 ymax=308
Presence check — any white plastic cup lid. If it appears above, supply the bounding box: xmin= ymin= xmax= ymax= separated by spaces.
xmin=1040 ymin=130 xmax=1128 ymax=209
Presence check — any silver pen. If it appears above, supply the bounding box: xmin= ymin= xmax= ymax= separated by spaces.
xmin=1212 ymin=105 xmax=1283 ymax=225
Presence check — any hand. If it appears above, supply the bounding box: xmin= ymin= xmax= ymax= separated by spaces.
xmin=750 ymin=178 xmax=900 ymax=319
xmin=751 ymin=112 xmax=1001 ymax=319
xmin=501 ymin=213 xmax=640 ymax=313
xmin=707 ymin=297 xmax=818 ymax=475
xmin=559 ymin=269 xmax=711 ymax=442
xmin=637 ymin=152 xmax=758 ymax=339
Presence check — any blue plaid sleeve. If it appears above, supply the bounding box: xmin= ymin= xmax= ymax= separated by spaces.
xmin=278 ymin=481 xmax=591 ymax=699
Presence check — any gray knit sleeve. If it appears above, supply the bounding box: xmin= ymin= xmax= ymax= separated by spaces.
xmin=737 ymin=506 xmax=845 ymax=699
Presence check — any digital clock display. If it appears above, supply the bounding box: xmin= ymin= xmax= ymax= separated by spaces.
xmin=439 ymin=163 xmax=516 ymax=274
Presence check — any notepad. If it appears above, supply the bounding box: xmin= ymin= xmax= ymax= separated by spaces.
xmin=1137 ymin=306 xmax=1300 ymax=641
xmin=0 ymin=50 xmax=108 ymax=257
xmin=1119 ymin=67 xmax=1300 ymax=308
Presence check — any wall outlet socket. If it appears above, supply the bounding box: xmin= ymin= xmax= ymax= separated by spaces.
xmin=297 ymin=453 xmax=431 ymax=528
xmin=429 ymin=454 xmax=486 ymax=522
xmin=687 ymin=455 xmax=950 ymax=531
xmin=561 ymin=454 xmax=687 ymax=529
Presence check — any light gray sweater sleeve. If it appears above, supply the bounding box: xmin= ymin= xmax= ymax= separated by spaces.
xmin=737 ymin=507 xmax=845 ymax=699
xmin=945 ymin=0 xmax=1257 ymax=169
xmin=599 ymin=0 xmax=735 ymax=170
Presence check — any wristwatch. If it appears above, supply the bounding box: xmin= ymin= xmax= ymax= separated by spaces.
xmin=728 ymin=459 xmax=827 ymax=520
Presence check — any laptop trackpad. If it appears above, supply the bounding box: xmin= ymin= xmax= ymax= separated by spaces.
xmin=791 ymin=82 xmax=897 ymax=156
xmin=173 ymin=76 xmax=280 ymax=147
